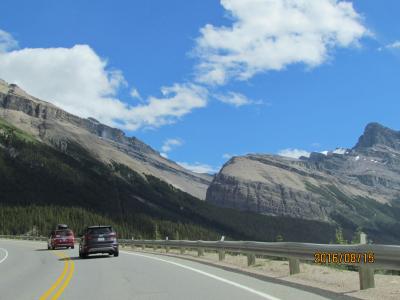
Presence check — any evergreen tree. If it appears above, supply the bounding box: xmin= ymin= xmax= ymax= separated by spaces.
xmin=335 ymin=227 xmax=347 ymax=244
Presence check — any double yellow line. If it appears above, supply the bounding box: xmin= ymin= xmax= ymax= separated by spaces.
xmin=39 ymin=251 xmax=75 ymax=300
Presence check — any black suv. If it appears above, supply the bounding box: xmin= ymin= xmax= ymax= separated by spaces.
xmin=79 ymin=225 xmax=119 ymax=258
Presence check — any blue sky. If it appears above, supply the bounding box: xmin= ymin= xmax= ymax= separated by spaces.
xmin=0 ymin=0 xmax=399 ymax=173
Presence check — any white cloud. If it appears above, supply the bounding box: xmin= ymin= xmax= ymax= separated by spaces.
xmin=222 ymin=153 xmax=234 ymax=159
xmin=387 ymin=41 xmax=400 ymax=49
xmin=215 ymin=91 xmax=261 ymax=107
xmin=161 ymin=138 xmax=183 ymax=157
xmin=278 ymin=147 xmax=347 ymax=158
xmin=194 ymin=0 xmax=368 ymax=85
xmin=278 ymin=148 xmax=310 ymax=159
xmin=0 ymin=29 xmax=18 ymax=53
xmin=178 ymin=162 xmax=219 ymax=174
xmin=130 ymin=87 xmax=142 ymax=100
xmin=120 ymin=83 xmax=207 ymax=130
xmin=0 ymin=36 xmax=208 ymax=131
xmin=379 ymin=41 xmax=400 ymax=51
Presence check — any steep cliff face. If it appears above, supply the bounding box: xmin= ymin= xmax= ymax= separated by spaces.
xmin=0 ymin=79 xmax=212 ymax=199
xmin=354 ymin=122 xmax=400 ymax=151
xmin=206 ymin=123 xmax=400 ymax=228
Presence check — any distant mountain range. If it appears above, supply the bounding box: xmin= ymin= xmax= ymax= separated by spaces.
xmin=206 ymin=122 xmax=400 ymax=243
xmin=0 ymin=79 xmax=211 ymax=200
xmin=1 ymin=79 xmax=336 ymax=243
xmin=1 ymin=79 xmax=400 ymax=243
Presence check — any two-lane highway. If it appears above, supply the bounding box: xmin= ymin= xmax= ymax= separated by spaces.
xmin=0 ymin=240 xmax=72 ymax=300
xmin=0 ymin=239 xmax=341 ymax=300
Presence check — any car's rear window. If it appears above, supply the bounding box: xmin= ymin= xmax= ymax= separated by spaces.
xmin=87 ymin=227 xmax=112 ymax=235
xmin=55 ymin=230 xmax=73 ymax=236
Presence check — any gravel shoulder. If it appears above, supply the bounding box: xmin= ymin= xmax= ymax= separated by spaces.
xmin=122 ymin=245 xmax=400 ymax=300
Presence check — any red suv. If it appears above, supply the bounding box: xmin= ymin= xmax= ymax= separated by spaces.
xmin=48 ymin=229 xmax=75 ymax=250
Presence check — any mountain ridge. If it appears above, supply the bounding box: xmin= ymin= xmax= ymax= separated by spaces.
xmin=206 ymin=122 xmax=400 ymax=242
xmin=0 ymin=113 xmax=339 ymax=243
xmin=0 ymin=79 xmax=212 ymax=199
xmin=2 ymin=79 xmax=400 ymax=243
xmin=354 ymin=122 xmax=400 ymax=151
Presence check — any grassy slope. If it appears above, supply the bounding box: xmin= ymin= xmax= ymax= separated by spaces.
xmin=305 ymin=182 xmax=400 ymax=244
xmin=0 ymin=117 xmax=343 ymax=242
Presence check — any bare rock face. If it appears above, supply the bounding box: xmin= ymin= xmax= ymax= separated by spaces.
xmin=355 ymin=122 xmax=400 ymax=151
xmin=0 ymin=79 xmax=212 ymax=199
xmin=206 ymin=123 xmax=400 ymax=223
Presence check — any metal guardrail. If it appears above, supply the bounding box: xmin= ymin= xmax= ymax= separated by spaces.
xmin=2 ymin=234 xmax=400 ymax=290
xmin=117 ymin=235 xmax=400 ymax=290
xmin=0 ymin=235 xmax=47 ymax=241
xmin=0 ymin=235 xmax=81 ymax=243
xmin=118 ymin=239 xmax=400 ymax=269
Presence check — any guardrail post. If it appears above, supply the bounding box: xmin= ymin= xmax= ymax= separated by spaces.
xmin=247 ymin=253 xmax=256 ymax=266
xmin=218 ymin=249 xmax=225 ymax=261
xmin=358 ymin=233 xmax=375 ymax=290
xmin=218 ymin=237 xmax=226 ymax=261
xmin=131 ymin=243 xmax=136 ymax=250
xmin=197 ymin=248 xmax=204 ymax=256
xmin=359 ymin=267 xmax=375 ymax=290
xmin=288 ymin=258 xmax=300 ymax=275
xmin=180 ymin=247 xmax=186 ymax=255
xmin=142 ymin=244 xmax=145 ymax=250
xmin=165 ymin=237 xmax=170 ymax=253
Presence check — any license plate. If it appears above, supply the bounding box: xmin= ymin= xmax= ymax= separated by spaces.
xmin=98 ymin=237 xmax=105 ymax=241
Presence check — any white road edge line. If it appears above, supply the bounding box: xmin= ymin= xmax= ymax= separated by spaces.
xmin=122 ymin=251 xmax=281 ymax=300
xmin=0 ymin=248 xmax=9 ymax=264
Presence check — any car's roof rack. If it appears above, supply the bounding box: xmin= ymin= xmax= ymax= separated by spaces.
xmin=87 ymin=225 xmax=111 ymax=228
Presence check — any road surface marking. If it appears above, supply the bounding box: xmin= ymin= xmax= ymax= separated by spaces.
xmin=122 ymin=251 xmax=282 ymax=300
xmin=38 ymin=252 xmax=69 ymax=300
xmin=51 ymin=255 xmax=75 ymax=300
xmin=39 ymin=251 xmax=75 ymax=300
xmin=0 ymin=248 xmax=8 ymax=264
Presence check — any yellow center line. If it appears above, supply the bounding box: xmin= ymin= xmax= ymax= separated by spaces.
xmin=51 ymin=258 xmax=75 ymax=300
xmin=38 ymin=251 xmax=75 ymax=300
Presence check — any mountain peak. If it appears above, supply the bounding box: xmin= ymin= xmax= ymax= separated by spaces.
xmin=354 ymin=122 xmax=400 ymax=150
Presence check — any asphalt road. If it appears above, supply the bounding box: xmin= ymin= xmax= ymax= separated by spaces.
xmin=0 ymin=239 xmax=340 ymax=300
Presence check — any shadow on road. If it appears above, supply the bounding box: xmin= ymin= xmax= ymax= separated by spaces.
xmin=35 ymin=248 xmax=72 ymax=251
xmin=59 ymin=255 xmax=112 ymax=261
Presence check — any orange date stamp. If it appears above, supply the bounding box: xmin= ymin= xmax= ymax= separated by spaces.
xmin=314 ymin=252 xmax=375 ymax=264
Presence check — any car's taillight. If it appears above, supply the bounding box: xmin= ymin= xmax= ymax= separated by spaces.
xmin=109 ymin=233 xmax=116 ymax=241
xmin=86 ymin=235 xmax=93 ymax=241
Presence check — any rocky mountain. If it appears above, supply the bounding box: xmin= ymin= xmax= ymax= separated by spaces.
xmin=0 ymin=85 xmax=336 ymax=243
xmin=0 ymin=79 xmax=211 ymax=199
xmin=2 ymin=79 xmax=400 ymax=243
xmin=206 ymin=123 xmax=400 ymax=241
